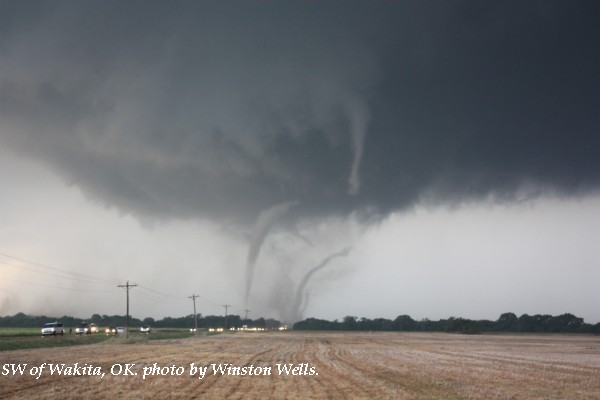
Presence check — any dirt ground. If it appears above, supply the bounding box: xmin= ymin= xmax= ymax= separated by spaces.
xmin=1 ymin=331 xmax=599 ymax=399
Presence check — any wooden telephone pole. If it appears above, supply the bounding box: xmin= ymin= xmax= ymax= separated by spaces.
xmin=189 ymin=294 xmax=199 ymax=333
xmin=117 ymin=281 xmax=137 ymax=338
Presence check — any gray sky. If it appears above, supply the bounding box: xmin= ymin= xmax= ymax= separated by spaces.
xmin=1 ymin=1 xmax=599 ymax=323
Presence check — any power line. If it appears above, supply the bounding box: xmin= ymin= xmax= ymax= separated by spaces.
xmin=133 ymin=289 xmax=187 ymax=305
xmin=136 ymin=284 xmax=187 ymax=300
xmin=0 ymin=259 xmax=117 ymax=286
xmin=192 ymin=293 xmax=222 ymax=308
xmin=122 ymin=283 xmax=230 ymax=313
xmin=0 ymin=251 xmax=121 ymax=285
xmin=0 ymin=276 xmax=120 ymax=293
xmin=0 ymin=252 xmax=252 ymax=320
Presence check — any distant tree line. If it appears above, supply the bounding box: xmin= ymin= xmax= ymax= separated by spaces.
xmin=3 ymin=312 xmax=599 ymax=334
xmin=293 ymin=313 xmax=600 ymax=334
xmin=0 ymin=312 xmax=282 ymax=330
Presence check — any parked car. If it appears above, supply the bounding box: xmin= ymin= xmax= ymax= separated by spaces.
xmin=116 ymin=327 xmax=125 ymax=334
xmin=140 ymin=325 xmax=151 ymax=334
xmin=41 ymin=322 xmax=64 ymax=336
xmin=105 ymin=326 xmax=118 ymax=335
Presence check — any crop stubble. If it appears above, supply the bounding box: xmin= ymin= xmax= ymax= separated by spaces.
xmin=1 ymin=332 xmax=599 ymax=399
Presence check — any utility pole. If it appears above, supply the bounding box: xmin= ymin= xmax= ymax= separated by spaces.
xmin=117 ymin=281 xmax=137 ymax=338
xmin=223 ymin=304 xmax=230 ymax=330
xmin=189 ymin=294 xmax=199 ymax=333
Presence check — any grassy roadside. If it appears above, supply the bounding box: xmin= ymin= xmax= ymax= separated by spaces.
xmin=0 ymin=333 xmax=109 ymax=351
xmin=0 ymin=327 xmax=41 ymax=337
xmin=0 ymin=328 xmax=204 ymax=351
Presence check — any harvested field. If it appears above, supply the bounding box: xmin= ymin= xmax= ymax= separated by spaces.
xmin=1 ymin=332 xmax=599 ymax=399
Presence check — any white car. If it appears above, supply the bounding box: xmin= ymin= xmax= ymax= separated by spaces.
xmin=41 ymin=322 xmax=64 ymax=336
xmin=140 ymin=325 xmax=151 ymax=334
xmin=116 ymin=327 xmax=125 ymax=334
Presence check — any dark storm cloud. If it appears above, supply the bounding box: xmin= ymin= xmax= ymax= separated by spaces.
xmin=1 ymin=1 xmax=599 ymax=225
